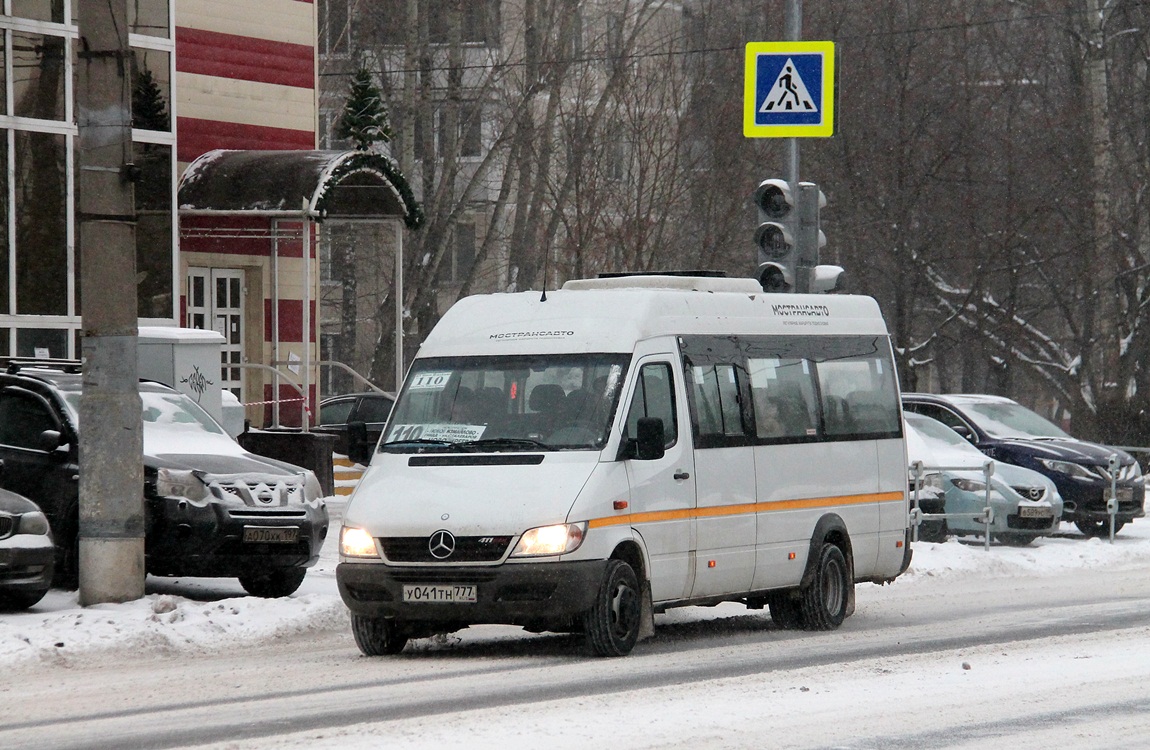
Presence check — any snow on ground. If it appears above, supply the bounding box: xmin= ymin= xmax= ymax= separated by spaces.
xmin=1 ymin=503 xmax=1147 ymax=671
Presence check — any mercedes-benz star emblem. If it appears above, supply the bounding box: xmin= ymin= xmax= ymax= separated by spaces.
xmin=428 ymin=529 xmax=456 ymax=560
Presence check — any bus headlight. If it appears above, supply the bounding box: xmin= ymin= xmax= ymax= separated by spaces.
xmin=511 ymin=522 xmax=586 ymax=557
xmin=340 ymin=526 xmax=379 ymax=558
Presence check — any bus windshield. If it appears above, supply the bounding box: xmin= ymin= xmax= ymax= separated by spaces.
xmin=382 ymin=354 xmax=630 ymax=452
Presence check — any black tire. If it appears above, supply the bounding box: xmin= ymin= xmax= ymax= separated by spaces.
xmin=52 ymin=506 xmax=80 ymax=590
xmin=238 ymin=567 xmax=307 ymax=598
xmin=916 ymin=519 xmax=948 ymax=543
xmin=1076 ymin=518 xmax=1126 ymax=537
xmin=584 ymin=559 xmax=641 ymax=657
xmin=351 ymin=614 xmax=409 ymax=656
xmin=766 ymin=590 xmax=804 ymax=629
xmin=799 ymin=543 xmax=850 ymax=631
xmin=0 ymin=588 xmax=49 ymax=611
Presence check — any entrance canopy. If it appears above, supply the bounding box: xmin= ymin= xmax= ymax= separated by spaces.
xmin=177 ymin=150 xmax=423 ymax=227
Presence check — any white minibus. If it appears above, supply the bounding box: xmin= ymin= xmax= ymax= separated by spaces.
xmin=337 ymin=275 xmax=911 ymax=656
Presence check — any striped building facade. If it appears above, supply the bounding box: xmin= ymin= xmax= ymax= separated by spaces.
xmin=176 ymin=0 xmax=320 ymax=427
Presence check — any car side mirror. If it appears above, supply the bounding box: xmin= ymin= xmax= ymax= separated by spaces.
xmin=37 ymin=429 xmax=66 ymax=453
xmin=951 ymin=424 xmax=974 ymax=441
xmin=346 ymin=420 xmax=372 ymax=466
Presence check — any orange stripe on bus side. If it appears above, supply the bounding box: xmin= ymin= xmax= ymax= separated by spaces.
xmin=586 ymin=491 xmax=903 ymax=529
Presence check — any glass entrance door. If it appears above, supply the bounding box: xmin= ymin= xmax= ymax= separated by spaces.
xmin=187 ymin=267 xmax=244 ymax=399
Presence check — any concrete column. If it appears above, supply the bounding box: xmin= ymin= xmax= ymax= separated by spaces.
xmin=76 ymin=0 xmax=146 ymax=604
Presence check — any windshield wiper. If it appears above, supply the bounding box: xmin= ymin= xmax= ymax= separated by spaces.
xmin=454 ymin=437 xmax=556 ymax=453
xmin=377 ymin=438 xmax=455 ymax=452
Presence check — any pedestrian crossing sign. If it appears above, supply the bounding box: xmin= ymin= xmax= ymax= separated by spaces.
xmin=744 ymin=41 xmax=835 ymax=138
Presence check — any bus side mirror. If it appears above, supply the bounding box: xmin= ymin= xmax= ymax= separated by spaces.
xmin=347 ymin=421 xmax=372 ymax=466
xmin=635 ymin=417 xmax=666 ymax=460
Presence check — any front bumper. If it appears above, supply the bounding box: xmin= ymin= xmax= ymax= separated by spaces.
xmin=337 ymin=559 xmax=610 ymax=628
xmin=944 ymin=490 xmax=1060 ymax=537
xmin=0 ymin=537 xmax=55 ymax=592
xmin=145 ymin=495 xmax=329 ymax=577
xmin=1058 ymin=481 xmax=1145 ymax=523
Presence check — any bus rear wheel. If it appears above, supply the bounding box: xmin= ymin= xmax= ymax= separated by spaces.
xmin=799 ymin=543 xmax=850 ymax=631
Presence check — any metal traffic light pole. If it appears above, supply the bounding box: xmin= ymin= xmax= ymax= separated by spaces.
xmin=784 ymin=0 xmax=802 ymax=186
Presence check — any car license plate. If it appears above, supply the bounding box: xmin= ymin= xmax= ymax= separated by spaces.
xmin=402 ymin=584 xmax=477 ymax=603
xmin=1018 ymin=506 xmax=1053 ymax=518
xmin=1103 ymin=487 xmax=1134 ymax=503
xmin=243 ymin=526 xmax=299 ymax=544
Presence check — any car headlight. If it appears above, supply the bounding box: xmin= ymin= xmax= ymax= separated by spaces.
xmin=950 ymin=477 xmax=987 ymax=493
xmin=1039 ymin=458 xmax=1098 ymax=481
xmin=302 ymin=470 xmax=323 ymax=502
xmin=340 ymin=526 xmax=379 ymax=558
xmin=18 ymin=510 xmax=50 ymax=536
xmin=511 ymin=522 xmax=587 ymax=557
xmin=915 ymin=472 xmax=944 ymax=491
xmin=155 ymin=468 xmax=210 ymax=502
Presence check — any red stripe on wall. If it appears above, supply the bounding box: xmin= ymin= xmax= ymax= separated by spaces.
xmin=177 ymin=117 xmax=314 ymax=164
xmin=176 ymin=27 xmax=314 ymax=89
xmin=264 ymin=299 xmax=316 ymax=343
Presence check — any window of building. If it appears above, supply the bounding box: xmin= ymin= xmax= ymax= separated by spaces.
xmin=14 ymin=130 xmax=68 ymax=315
xmin=10 ymin=0 xmax=65 ymax=24
xmin=0 ymin=0 xmax=176 ymax=354
xmin=15 ymin=327 xmax=67 ymax=359
xmin=437 ymin=222 xmax=476 ymax=285
xmin=129 ymin=0 xmax=170 ymax=38
xmin=320 ymin=0 xmax=351 ymax=57
xmin=606 ymin=11 xmax=624 ymax=62
xmin=429 ymin=0 xmax=500 ymax=45
xmin=413 ymin=101 xmax=483 ymax=160
xmin=12 ymin=31 xmax=66 ymax=121
xmin=132 ymin=48 xmax=171 ymax=132
xmin=135 ymin=141 xmax=172 ymax=319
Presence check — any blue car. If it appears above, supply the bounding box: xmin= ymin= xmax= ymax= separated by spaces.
xmin=905 ymin=412 xmax=1063 ymax=545
xmin=903 ymin=393 xmax=1143 ymax=536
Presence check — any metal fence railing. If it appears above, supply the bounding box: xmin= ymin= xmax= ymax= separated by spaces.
xmin=909 ymin=460 xmax=996 ymax=552
xmin=910 ymin=451 xmax=1130 ymax=547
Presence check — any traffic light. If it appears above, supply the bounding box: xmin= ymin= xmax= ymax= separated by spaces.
xmin=752 ymin=179 xmax=841 ymax=293
xmin=753 ymin=179 xmax=797 ymax=292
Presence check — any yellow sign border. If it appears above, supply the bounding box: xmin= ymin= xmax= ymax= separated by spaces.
xmin=743 ymin=41 xmax=835 ymax=138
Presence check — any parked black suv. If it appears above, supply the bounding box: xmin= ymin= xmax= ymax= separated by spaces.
xmin=0 ymin=364 xmax=329 ymax=596
xmin=902 ymin=393 xmax=1144 ymax=536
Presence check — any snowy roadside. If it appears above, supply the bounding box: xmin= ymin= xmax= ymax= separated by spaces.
xmin=2 ymin=507 xmax=1147 ymax=671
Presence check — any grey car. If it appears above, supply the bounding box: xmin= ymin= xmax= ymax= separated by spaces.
xmin=0 ymin=488 xmax=55 ymax=610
